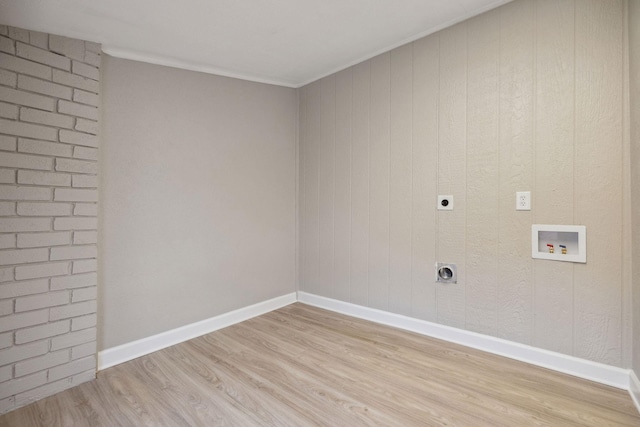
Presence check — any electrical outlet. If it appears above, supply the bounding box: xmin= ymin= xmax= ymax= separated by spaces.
xmin=438 ymin=195 xmax=453 ymax=211
xmin=516 ymin=191 xmax=531 ymax=211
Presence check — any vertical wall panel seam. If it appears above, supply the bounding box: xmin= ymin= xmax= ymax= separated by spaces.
xmin=410 ymin=43 xmax=414 ymax=313
xmin=571 ymin=0 xmax=577 ymax=357
xmin=295 ymin=88 xmax=300 ymax=293
xmin=526 ymin=0 xmax=534 ymax=345
xmin=387 ymin=56 xmax=391 ymax=309
xmin=497 ymin=9 xmax=502 ymax=335
xmin=332 ymin=77 xmax=336 ymax=299
xmin=620 ymin=0 xmax=628 ymax=366
xmin=302 ymin=88 xmax=306 ymax=291
xmin=465 ymin=22 xmax=469 ymax=330
xmin=618 ymin=0 xmax=625 ymax=368
xmin=435 ymin=35 xmax=441 ymax=320
xmin=367 ymin=62 xmax=371 ymax=306
xmin=307 ymin=87 xmax=310 ymax=293
xmin=464 ymin=21 xmax=469 ymax=328
xmin=308 ymin=86 xmax=312 ymax=292
xmin=317 ymin=85 xmax=321 ymax=295
xmin=296 ymin=88 xmax=306 ymax=291
xmin=301 ymin=88 xmax=306 ymax=291
xmin=348 ymin=69 xmax=353 ymax=304
xmin=621 ymin=0 xmax=630 ymax=367
xmin=532 ymin=0 xmax=538 ymax=345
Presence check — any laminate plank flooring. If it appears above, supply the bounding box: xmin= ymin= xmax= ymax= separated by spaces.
xmin=1 ymin=303 xmax=638 ymax=426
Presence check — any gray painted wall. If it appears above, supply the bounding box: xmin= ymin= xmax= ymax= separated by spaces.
xmin=298 ymin=0 xmax=630 ymax=367
xmin=100 ymin=56 xmax=297 ymax=349
xmin=629 ymin=0 xmax=640 ymax=375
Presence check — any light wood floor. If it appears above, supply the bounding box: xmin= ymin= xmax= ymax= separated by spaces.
xmin=1 ymin=303 xmax=639 ymax=426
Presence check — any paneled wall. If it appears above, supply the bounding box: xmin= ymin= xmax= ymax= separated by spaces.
xmin=298 ymin=0 xmax=628 ymax=367
xmin=0 ymin=26 xmax=99 ymax=413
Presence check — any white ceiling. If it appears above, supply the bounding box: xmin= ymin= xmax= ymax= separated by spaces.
xmin=0 ymin=0 xmax=512 ymax=88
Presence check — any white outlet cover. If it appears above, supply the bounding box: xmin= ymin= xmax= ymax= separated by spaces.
xmin=438 ymin=195 xmax=454 ymax=210
xmin=516 ymin=191 xmax=531 ymax=210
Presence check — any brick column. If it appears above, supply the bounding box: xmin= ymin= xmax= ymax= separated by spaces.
xmin=0 ymin=25 xmax=99 ymax=414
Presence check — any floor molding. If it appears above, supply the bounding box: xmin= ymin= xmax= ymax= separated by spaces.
xmin=297 ymin=291 xmax=631 ymax=391
xmin=98 ymin=293 xmax=297 ymax=370
xmin=631 ymin=369 xmax=640 ymax=414
xmin=98 ymin=289 xmax=634 ymax=396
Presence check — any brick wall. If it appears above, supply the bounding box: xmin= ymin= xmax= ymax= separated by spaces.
xmin=0 ymin=25 xmax=99 ymax=414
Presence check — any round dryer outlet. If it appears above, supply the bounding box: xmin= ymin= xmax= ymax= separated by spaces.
xmin=436 ymin=263 xmax=457 ymax=283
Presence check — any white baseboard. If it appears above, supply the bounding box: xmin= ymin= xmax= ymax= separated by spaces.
xmin=630 ymin=370 xmax=640 ymax=414
xmin=97 ymin=289 xmax=635 ymax=398
xmin=297 ymin=292 xmax=631 ymax=390
xmin=98 ymin=293 xmax=297 ymax=370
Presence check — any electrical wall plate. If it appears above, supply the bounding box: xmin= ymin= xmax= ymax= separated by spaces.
xmin=516 ymin=191 xmax=531 ymax=210
xmin=437 ymin=195 xmax=453 ymax=210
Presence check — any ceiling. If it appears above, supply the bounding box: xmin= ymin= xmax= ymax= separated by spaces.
xmin=0 ymin=0 xmax=512 ymax=88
